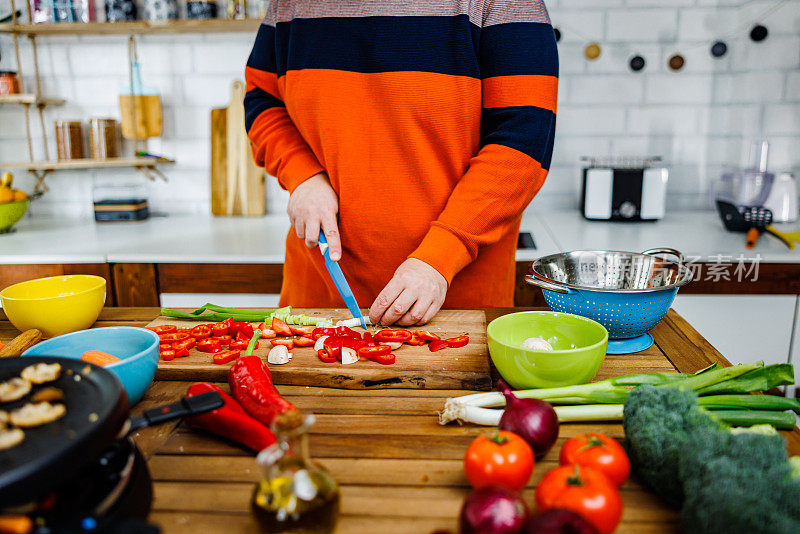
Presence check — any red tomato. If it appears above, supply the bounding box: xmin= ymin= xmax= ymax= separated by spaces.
xmin=560 ymin=433 xmax=630 ymax=488
xmin=464 ymin=431 xmax=534 ymax=492
xmin=294 ymin=336 xmax=315 ymax=347
xmin=271 ymin=338 xmax=294 ymax=349
xmin=148 ymin=325 xmax=176 ymax=335
xmin=535 ymin=465 xmax=623 ymax=534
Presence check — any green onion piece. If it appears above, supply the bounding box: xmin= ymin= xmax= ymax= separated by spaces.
xmin=245 ymin=329 xmax=262 ymax=356
xmin=696 ymin=364 xmax=795 ymax=395
xmin=712 ymin=409 xmax=796 ymax=430
xmin=699 ymin=394 xmax=800 ymax=414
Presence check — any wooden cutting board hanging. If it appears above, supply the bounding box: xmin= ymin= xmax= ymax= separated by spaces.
xmin=210 ymin=80 xmax=266 ymax=216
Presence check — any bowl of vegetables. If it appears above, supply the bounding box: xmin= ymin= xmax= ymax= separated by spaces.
xmin=22 ymin=326 xmax=160 ymax=405
xmin=487 ymin=311 xmax=608 ymax=389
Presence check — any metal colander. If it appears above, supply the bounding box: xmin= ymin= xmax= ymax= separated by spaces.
xmin=525 ymin=249 xmax=691 ymax=347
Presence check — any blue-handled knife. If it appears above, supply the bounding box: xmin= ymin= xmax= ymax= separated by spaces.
xmin=318 ymin=231 xmax=367 ymax=329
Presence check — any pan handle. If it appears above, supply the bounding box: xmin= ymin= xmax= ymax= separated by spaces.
xmin=126 ymin=391 xmax=224 ymax=434
xmin=524 ymin=274 xmax=576 ymax=295
xmin=642 ymin=248 xmax=685 ymax=264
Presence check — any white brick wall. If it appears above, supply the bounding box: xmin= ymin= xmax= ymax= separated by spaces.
xmin=0 ymin=0 xmax=798 ymax=216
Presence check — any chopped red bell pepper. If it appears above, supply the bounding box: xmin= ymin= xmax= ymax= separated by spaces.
xmin=160 ymin=332 xmax=190 ymax=343
xmin=149 ymin=325 xmax=176 ymax=335
xmin=228 ymin=356 xmax=299 ymax=426
xmin=371 ymin=352 xmax=396 ymax=365
xmin=446 ymin=335 xmax=469 ymax=348
xmin=173 ymin=337 xmax=196 ymax=351
xmin=212 ymin=349 xmax=241 ymax=365
xmin=342 ymin=336 xmax=365 ymax=351
xmin=312 ymin=327 xmax=336 ymax=340
xmin=270 ymin=338 xmax=294 ymax=349
xmin=375 ymin=329 xmax=412 ymax=343
xmin=197 ymin=338 xmax=223 ymax=353
xmin=322 ymin=337 xmax=343 ymax=359
xmin=212 ymin=323 xmax=229 ymax=337
xmin=358 ymin=345 xmax=391 ymax=360
xmin=335 ymin=325 xmax=359 ymax=338
xmin=429 ymin=340 xmax=449 ymax=352
xmin=362 ymin=332 xmax=376 ymax=347
xmin=415 ymin=330 xmax=441 ymax=342
xmin=406 ymin=333 xmax=426 ymax=346
xmin=174 ymin=347 xmax=190 ymax=358
xmin=190 ymin=325 xmax=212 ymax=340
xmin=257 ymin=323 xmax=278 ymax=338
xmin=271 ymin=317 xmax=293 ymax=337
xmin=229 ymin=340 xmax=250 ymax=351
xmin=294 ymin=337 xmax=315 ymax=347
xmin=291 ymin=326 xmax=315 ymax=336
xmin=160 ymin=350 xmax=176 ymax=361
xmin=236 ymin=331 xmax=251 ymax=342
xmin=228 ymin=321 xmax=254 ymax=339
xmin=213 ymin=335 xmax=232 ymax=346
xmin=317 ymin=348 xmax=338 ymax=363
xmin=160 ymin=343 xmax=172 ymax=351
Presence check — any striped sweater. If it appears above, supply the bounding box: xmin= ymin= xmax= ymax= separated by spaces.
xmin=245 ymin=0 xmax=558 ymax=308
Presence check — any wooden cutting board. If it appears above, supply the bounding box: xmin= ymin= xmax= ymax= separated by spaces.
xmin=210 ymin=80 xmax=266 ymax=216
xmin=147 ymin=309 xmax=491 ymax=390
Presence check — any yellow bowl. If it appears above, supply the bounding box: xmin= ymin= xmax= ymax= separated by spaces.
xmin=1 ymin=275 xmax=106 ymax=337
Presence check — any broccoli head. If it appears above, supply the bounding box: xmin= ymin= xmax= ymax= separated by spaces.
xmin=622 ymin=385 xmax=723 ymax=506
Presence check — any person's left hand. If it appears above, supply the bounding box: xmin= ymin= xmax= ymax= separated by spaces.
xmin=369 ymin=258 xmax=447 ymax=326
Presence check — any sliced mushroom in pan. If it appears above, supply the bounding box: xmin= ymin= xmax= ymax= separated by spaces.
xmin=0 ymin=377 xmax=31 ymax=403
xmin=10 ymin=402 xmax=66 ymax=427
xmin=0 ymin=427 xmax=24 ymax=450
xmin=21 ymin=363 xmax=62 ymax=384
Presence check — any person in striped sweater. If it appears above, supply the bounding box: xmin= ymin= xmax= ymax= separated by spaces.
xmin=245 ymin=0 xmax=558 ymax=325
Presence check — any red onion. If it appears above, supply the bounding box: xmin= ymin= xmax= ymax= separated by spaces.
xmin=526 ymin=509 xmax=599 ymax=534
xmin=497 ymin=380 xmax=559 ymax=458
xmin=459 ymin=486 xmax=529 ymax=534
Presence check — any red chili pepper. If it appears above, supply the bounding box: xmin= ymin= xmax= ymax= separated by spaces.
xmin=342 ymin=336 xmax=365 ymax=351
xmin=257 ymin=323 xmax=277 ymax=338
xmin=236 ymin=331 xmax=251 ymax=342
xmin=429 ymin=340 xmax=449 ymax=352
xmin=362 ymin=332 xmax=376 ymax=347
xmin=212 ymin=323 xmax=229 ymax=337
xmin=372 ymin=352 xmax=396 ymax=365
xmin=446 ymin=335 xmax=469 ymax=348
xmin=213 ymin=335 xmax=232 ymax=346
xmin=197 ymin=338 xmax=222 ymax=353
xmin=312 ymin=327 xmax=336 ymax=340
xmin=190 ymin=325 xmax=212 ymax=340
xmin=271 ymin=317 xmax=293 ymax=337
xmin=160 ymin=350 xmax=176 ymax=361
xmin=335 ymin=325 xmax=358 ymax=338
xmin=322 ymin=337 xmax=343 ymax=359
xmin=414 ymin=330 xmax=441 ymax=342
xmin=173 ymin=337 xmax=196 ymax=351
xmin=229 ymin=340 xmax=249 ymax=351
xmin=270 ymin=338 xmax=294 ymax=349
xmin=212 ymin=349 xmax=241 ymax=365
xmin=185 ymin=382 xmax=276 ymax=452
xmin=294 ymin=337 xmax=315 ymax=347
xmin=405 ymin=333 xmax=426 ymax=346
xmin=317 ymin=348 xmax=338 ymax=363
xmin=358 ymin=345 xmax=391 ymax=359
xmin=174 ymin=347 xmax=190 ymax=358
xmin=291 ymin=326 xmax=315 ymax=336
xmin=148 ymin=325 xmax=176 ymax=335
xmin=375 ymin=330 xmax=412 ymax=343
xmin=160 ymin=332 xmax=190 ymax=343
xmin=160 ymin=343 xmax=172 ymax=351
xmin=233 ymin=322 xmax=254 ymax=339
xmin=228 ymin=356 xmax=298 ymax=426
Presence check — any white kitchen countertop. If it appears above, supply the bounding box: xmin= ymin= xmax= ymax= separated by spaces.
xmin=1 ymin=209 xmax=798 ymax=264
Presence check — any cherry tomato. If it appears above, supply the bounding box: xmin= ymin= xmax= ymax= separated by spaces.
xmin=446 ymin=335 xmax=469 ymax=348
xmin=560 ymin=433 xmax=630 ymax=488
xmin=429 ymin=340 xmax=449 ymax=352
xmin=294 ymin=336 xmax=315 ymax=347
xmin=271 ymin=317 xmax=293 ymax=336
xmin=148 ymin=325 xmax=176 ymax=335
xmin=464 ymin=431 xmax=534 ymax=492
xmin=535 ymin=465 xmax=623 ymax=534
xmin=374 ymin=329 xmax=412 ymax=343
xmin=414 ymin=330 xmax=440 ymax=342
xmin=270 ymin=338 xmax=294 ymax=349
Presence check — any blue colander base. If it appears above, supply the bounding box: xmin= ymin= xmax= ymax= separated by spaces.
xmin=606 ymin=333 xmax=654 ymax=354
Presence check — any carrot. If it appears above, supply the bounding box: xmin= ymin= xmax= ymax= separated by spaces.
xmin=0 ymin=515 xmax=33 ymax=534
xmin=81 ymin=350 xmax=122 ymax=366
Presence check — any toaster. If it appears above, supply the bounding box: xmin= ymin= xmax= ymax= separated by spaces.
xmin=580 ymin=157 xmax=668 ymax=221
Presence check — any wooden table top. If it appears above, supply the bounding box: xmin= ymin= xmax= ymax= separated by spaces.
xmin=2 ymin=307 xmax=798 ymax=534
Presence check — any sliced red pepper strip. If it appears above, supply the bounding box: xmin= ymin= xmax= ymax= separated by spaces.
xmin=446 ymin=335 xmax=469 ymax=348
xmin=322 ymin=337 xmax=342 ymax=359
xmin=271 ymin=316 xmax=293 ymax=337
xmin=160 ymin=343 xmax=172 ymax=351
xmin=160 ymin=350 xmax=176 ymax=361
xmin=406 ymin=334 xmax=426 ymax=346
xmin=229 ymin=340 xmax=249 ymax=351
xmin=212 ymin=323 xmax=229 ymax=337
xmin=358 ymin=345 xmax=391 ymax=359
xmin=213 ymin=335 xmax=232 ymax=346
xmin=317 ymin=348 xmax=338 ymax=363
xmin=160 ymin=332 xmax=190 ymax=343
xmin=374 ymin=329 xmax=412 ymax=343
xmin=414 ymin=330 xmax=441 ymax=342
xmin=362 ymin=332 xmax=376 ymax=347
xmin=270 ymin=338 xmax=294 ymax=349
xmin=257 ymin=323 xmax=278 ymax=338
xmin=190 ymin=325 xmax=212 ymax=340
xmin=228 ymin=356 xmax=299 ymax=426
xmin=335 ymin=325 xmax=358 ymax=338
xmin=294 ymin=336 xmax=315 ymax=347
xmin=173 ymin=337 xmax=196 ymax=351
xmin=148 ymin=325 xmax=176 ymax=335
xmin=312 ymin=327 xmax=336 ymax=340
xmin=291 ymin=326 xmax=315 ymax=336
xmin=233 ymin=322 xmax=254 ymax=339
xmin=372 ymin=352 xmax=396 ymax=365
xmin=429 ymin=340 xmax=449 ymax=352
xmin=174 ymin=347 xmax=190 ymax=358
xmin=197 ymin=338 xmax=222 ymax=353
xmin=342 ymin=336 xmax=365 ymax=350
xmin=212 ymin=349 xmax=241 ymax=365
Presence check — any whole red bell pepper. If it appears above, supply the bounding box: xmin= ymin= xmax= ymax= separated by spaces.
xmin=185 ymin=382 xmax=276 ymax=452
xmin=228 ymin=356 xmax=298 ymax=426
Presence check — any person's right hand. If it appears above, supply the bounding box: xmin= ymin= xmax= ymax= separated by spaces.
xmin=287 ymin=172 xmax=342 ymax=261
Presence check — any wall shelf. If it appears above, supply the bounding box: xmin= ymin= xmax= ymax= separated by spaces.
xmin=0 ymin=93 xmax=66 ymax=106
xmin=3 ymin=157 xmax=174 ymax=171
xmin=0 ymin=19 xmax=261 ymax=36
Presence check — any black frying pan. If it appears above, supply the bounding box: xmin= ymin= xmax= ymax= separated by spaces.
xmin=0 ymin=356 xmax=221 ymax=508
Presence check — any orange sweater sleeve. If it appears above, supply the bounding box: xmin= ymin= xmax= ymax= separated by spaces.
xmin=410 ymin=1 xmax=558 ymax=284
xmin=244 ymin=12 xmax=325 ymax=193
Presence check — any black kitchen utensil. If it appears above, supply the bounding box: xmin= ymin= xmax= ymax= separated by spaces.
xmin=0 ymin=356 xmax=223 ymax=508
xmin=715 ymin=200 xmax=794 ymax=249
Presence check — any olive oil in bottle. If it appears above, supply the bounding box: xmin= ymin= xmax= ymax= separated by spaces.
xmin=252 ymin=413 xmax=340 ymax=533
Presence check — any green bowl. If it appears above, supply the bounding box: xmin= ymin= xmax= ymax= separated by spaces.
xmin=0 ymin=200 xmax=28 ymax=232
xmin=487 ymin=311 xmax=608 ymax=389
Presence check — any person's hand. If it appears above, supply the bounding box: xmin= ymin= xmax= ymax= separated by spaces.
xmin=369 ymin=258 xmax=447 ymax=326
xmin=287 ymin=172 xmax=341 ymax=260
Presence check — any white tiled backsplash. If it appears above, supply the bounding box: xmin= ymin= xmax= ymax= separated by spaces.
xmin=0 ymin=0 xmax=798 ymax=217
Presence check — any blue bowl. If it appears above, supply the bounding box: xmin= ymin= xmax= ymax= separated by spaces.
xmin=22 ymin=326 xmax=159 ymax=405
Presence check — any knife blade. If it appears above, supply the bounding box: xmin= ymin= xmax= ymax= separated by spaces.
xmin=318 ymin=231 xmax=367 ymax=329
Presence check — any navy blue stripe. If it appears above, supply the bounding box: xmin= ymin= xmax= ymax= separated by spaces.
xmin=247 ymin=23 xmax=277 ymax=73
xmin=481 ymin=106 xmax=556 ymax=170
xmin=273 ymin=15 xmax=481 ymax=77
xmin=244 ymin=87 xmax=284 ymax=132
xmin=480 ymin=22 xmax=558 ymax=78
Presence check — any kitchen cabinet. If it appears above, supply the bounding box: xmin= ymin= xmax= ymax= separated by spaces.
xmin=672 ymin=295 xmax=798 ymax=367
